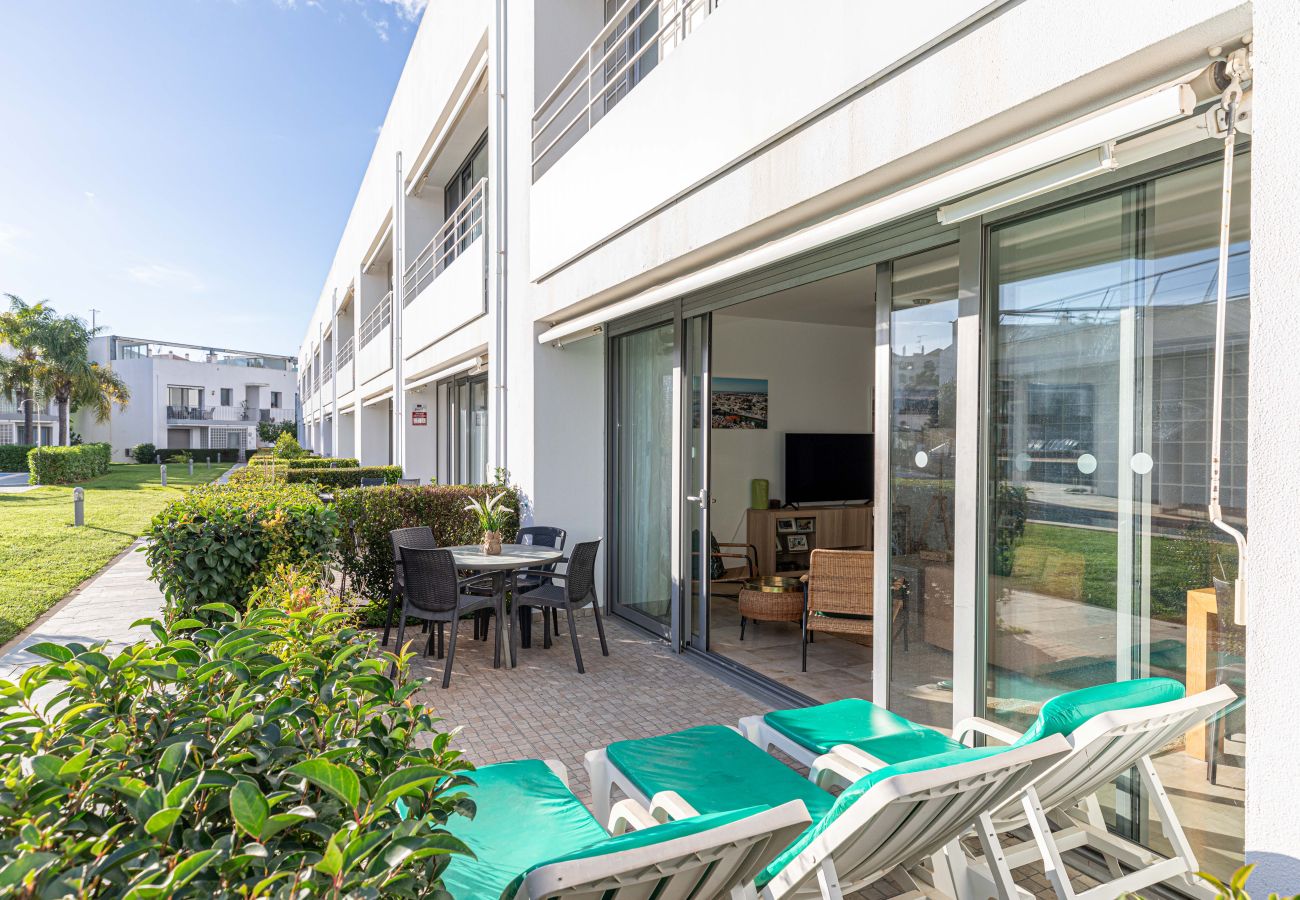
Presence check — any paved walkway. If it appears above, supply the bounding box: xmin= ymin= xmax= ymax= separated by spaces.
xmin=0 ymin=541 xmax=161 ymax=683
xmin=0 ymin=472 xmax=35 ymax=493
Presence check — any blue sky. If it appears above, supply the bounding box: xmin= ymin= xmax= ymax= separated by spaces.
xmin=0 ymin=0 xmax=423 ymax=356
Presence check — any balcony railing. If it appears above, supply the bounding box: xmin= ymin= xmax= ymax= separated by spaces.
xmin=358 ymin=292 xmax=393 ymax=350
xmin=168 ymin=405 xmax=273 ymax=423
xmin=322 ymin=359 xmax=334 ymax=386
xmin=404 ymin=178 xmax=487 ymax=300
xmin=531 ymin=0 xmax=722 ymax=175
xmin=337 ymin=335 xmax=355 ymax=368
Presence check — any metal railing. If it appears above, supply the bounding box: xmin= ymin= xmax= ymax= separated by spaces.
xmin=322 ymin=359 xmax=334 ymax=385
xmin=358 ymin=292 xmax=393 ymax=349
xmin=167 ymin=405 xmax=210 ymax=421
xmin=337 ymin=335 xmax=355 ymax=368
xmin=404 ymin=178 xmax=487 ymax=301
xmin=532 ymin=0 xmax=722 ymax=175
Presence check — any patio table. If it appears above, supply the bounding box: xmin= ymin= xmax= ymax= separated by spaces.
xmin=444 ymin=544 xmax=564 ymax=664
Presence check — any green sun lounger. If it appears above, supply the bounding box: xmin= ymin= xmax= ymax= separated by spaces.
xmin=584 ymin=724 xmax=1068 ymax=899
xmin=441 ymin=758 xmax=810 ymax=899
xmin=740 ymin=679 xmax=1237 ymax=900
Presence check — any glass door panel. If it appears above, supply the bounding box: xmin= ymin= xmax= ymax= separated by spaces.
xmin=984 ymin=154 xmax=1249 ymax=872
xmin=683 ymin=314 xmax=710 ymax=648
xmin=889 ymin=245 xmax=960 ymax=730
xmin=611 ymin=321 xmax=676 ymax=635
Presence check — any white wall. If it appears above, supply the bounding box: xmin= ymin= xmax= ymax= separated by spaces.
xmin=709 ymin=315 xmax=873 ymax=543
xmin=1245 ymin=0 xmax=1300 ymax=890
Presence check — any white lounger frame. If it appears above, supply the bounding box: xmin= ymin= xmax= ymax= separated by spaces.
xmin=739 ymin=714 xmax=896 ymax=773
xmin=817 ymin=685 xmax=1236 ymax=900
xmin=585 ymin=735 xmax=1069 ymax=900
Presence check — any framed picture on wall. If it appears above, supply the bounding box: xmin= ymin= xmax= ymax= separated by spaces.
xmin=711 ymin=377 xmax=768 ymax=429
xmin=776 ymin=517 xmax=797 ymax=534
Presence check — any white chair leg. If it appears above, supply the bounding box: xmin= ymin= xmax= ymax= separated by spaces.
xmin=738 ymin=714 xmax=765 ymax=746
xmin=814 ymin=859 xmax=846 ymax=900
xmin=731 ymin=881 xmax=761 ymax=900
xmin=973 ymin=812 xmax=1023 ymax=900
xmin=583 ymin=748 xmax=613 ymax=826
xmin=1021 ymin=787 xmax=1077 ymax=900
xmin=1079 ymin=795 xmax=1123 ymax=879
xmin=1136 ymin=754 xmax=1204 ymax=892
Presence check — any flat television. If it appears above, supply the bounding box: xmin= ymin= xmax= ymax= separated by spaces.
xmin=784 ymin=433 xmax=872 ymax=505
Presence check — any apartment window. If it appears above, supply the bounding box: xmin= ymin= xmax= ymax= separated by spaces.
xmin=271 ymin=391 xmax=282 ymax=409
xmin=167 ymin=386 xmax=201 ymax=409
xmin=445 ymin=133 xmax=488 ymax=220
xmin=220 ymin=388 xmax=233 ymax=406
xmin=440 ymin=371 xmax=488 ymax=485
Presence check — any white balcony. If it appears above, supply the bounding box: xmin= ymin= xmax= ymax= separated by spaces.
xmin=357 ymin=292 xmax=393 ymax=385
xmin=403 ymin=178 xmax=488 ymax=358
xmin=336 ymin=335 xmax=355 ymax=396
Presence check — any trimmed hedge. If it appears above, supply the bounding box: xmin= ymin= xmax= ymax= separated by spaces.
xmin=27 ymin=443 xmax=111 ymax=485
xmin=144 ymin=481 xmax=339 ymax=619
xmin=0 ymin=444 xmax=34 ymax=473
xmin=131 ymin=442 xmax=157 ymax=464
xmin=335 ymin=483 xmax=521 ymax=625
xmin=249 ymin=456 xmax=359 ymax=470
xmin=0 ymin=592 xmax=475 ymax=897
xmin=158 ymin=447 xmax=242 ymax=464
xmin=286 ymin=466 xmax=403 ymax=488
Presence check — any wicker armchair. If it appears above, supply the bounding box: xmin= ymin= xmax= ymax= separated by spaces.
xmin=800 ymin=549 xmax=902 ymax=672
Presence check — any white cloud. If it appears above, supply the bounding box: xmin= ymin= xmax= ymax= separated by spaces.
xmin=0 ymin=224 xmax=25 ymax=254
xmin=125 ymin=263 xmax=206 ymax=293
xmin=362 ymin=9 xmax=390 ymax=40
xmin=375 ymin=0 xmax=426 ymax=22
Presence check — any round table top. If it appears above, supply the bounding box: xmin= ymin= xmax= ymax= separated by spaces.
xmin=442 ymin=544 xmax=565 ymax=570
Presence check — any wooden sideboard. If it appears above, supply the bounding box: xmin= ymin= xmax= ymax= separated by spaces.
xmin=746 ymin=505 xmax=872 ymax=576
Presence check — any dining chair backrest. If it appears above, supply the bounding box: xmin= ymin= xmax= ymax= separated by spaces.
xmin=563 ymin=539 xmax=601 ymax=604
xmin=399 ymin=546 xmax=460 ymax=613
xmin=360 ymin=477 xmax=386 ymax=487
xmin=519 ymin=526 xmax=567 ymax=575
xmin=398 ymin=478 xmax=420 ymax=486
xmin=390 ymin=526 xmax=437 ymax=566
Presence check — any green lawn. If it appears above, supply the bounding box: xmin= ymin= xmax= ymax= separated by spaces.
xmin=0 ymin=462 xmax=232 ymax=647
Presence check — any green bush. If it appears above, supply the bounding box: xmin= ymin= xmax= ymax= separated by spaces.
xmin=0 ymin=443 xmax=33 ymax=472
xmin=27 ymin=443 xmax=111 ymax=485
xmin=131 ymin=442 xmax=158 ymax=464
xmin=248 ymin=457 xmax=359 ymax=470
xmin=155 ymin=447 xmax=242 ymax=464
xmin=273 ymin=432 xmax=309 ymax=459
xmin=144 ymin=481 xmax=339 ymax=620
xmin=335 ymin=483 xmax=522 ymax=625
xmin=285 ymin=466 xmax=403 ymax=488
xmin=0 ymin=596 xmax=474 ymax=898
xmin=257 ymin=419 xmax=297 ymax=444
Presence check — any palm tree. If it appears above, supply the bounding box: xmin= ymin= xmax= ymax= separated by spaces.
xmin=33 ymin=311 xmax=131 ymax=445
xmin=0 ymin=295 xmax=53 ymax=444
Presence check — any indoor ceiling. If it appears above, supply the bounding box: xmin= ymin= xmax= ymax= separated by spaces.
xmin=714 ymin=266 xmax=876 ymax=327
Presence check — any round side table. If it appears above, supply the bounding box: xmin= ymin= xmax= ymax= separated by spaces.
xmin=738 ymin=581 xmax=804 ymax=640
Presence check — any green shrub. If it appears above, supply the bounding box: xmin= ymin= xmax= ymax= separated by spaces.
xmin=257 ymin=419 xmax=297 ymax=444
xmin=27 ymin=443 xmax=111 ymax=485
xmin=144 ymin=481 xmax=339 ymax=620
xmin=273 ymin=431 xmax=309 ymax=459
xmin=0 ymin=596 xmax=474 ymax=898
xmin=248 ymin=457 xmax=359 ymax=470
xmin=155 ymin=447 xmax=242 ymax=464
xmin=131 ymin=442 xmax=158 ymax=463
xmin=285 ymin=465 xmax=403 ymax=488
xmin=0 ymin=443 xmax=33 ymax=472
xmin=335 ymin=483 xmax=522 ymax=625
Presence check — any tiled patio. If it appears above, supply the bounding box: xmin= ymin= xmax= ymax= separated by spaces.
xmin=410 ymin=610 xmax=1099 ymax=899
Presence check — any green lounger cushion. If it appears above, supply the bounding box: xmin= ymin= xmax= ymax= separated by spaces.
xmin=442 ymin=759 xmax=610 ymax=899
xmin=756 ymin=746 xmax=1006 ymax=888
xmin=1010 ymin=677 xmax=1185 ymax=747
xmin=606 ymin=725 xmax=838 ymax=822
xmin=764 ymin=698 xmax=964 ymax=763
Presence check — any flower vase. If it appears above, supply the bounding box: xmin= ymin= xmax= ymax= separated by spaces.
xmin=481 ymin=530 xmax=502 ymax=555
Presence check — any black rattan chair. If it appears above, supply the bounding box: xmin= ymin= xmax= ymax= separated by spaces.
xmin=385 ymin=527 xmax=438 ymax=648
xmin=510 ymin=539 xmax=606 ymax=673
xmin=397 ymin=478 xmax=419 ymax=486
xmin=514 ymin=525 xmax=568 ymax=647
xmin=360 ymin=477 xmax=386 ymax=487
xmin=398 ymin=546 xmax=504 ymax=689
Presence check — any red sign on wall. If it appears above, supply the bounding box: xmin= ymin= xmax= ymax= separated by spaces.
xmin=412 ymin=410 xmax=428 ymax=426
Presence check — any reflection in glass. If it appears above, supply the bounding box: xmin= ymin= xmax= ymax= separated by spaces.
xmin=613 ymin=323 xmax=676 ymax=629
xmin=985 ymin=154 xmax=1249 ymax=871
xmin=889 ymin=244 xmax=960 ymax=730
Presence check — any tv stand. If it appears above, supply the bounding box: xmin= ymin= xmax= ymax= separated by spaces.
xmin=746 ymin=504 xmax=873 ymax=577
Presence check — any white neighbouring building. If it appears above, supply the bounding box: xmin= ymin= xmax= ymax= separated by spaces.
xmin=297 ymin=0 xmax=1300 ymax=889
xmin=76 ymin=335 xmax=299 ymax=460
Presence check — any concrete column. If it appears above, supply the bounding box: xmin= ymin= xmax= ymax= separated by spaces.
xmin=1245 ymin=4 xmax=1300 ymax=892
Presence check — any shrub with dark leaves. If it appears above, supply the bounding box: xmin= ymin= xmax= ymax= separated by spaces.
xmin=0 ymin=598 xmax=475 ymax=898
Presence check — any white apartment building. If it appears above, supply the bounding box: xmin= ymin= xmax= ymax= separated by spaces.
xmin=78 ymin=335 xmax=298 ymax=459
xmin=298 ymin=1 xmax=1300 ymax=888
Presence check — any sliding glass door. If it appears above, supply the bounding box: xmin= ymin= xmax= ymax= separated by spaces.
xmin=610 ymin=320 xmax=677 ymax=636
xmin=984 ymin=154 xmax=1250 ymax=870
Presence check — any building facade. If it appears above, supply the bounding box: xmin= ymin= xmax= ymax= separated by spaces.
xmin=298 ymin=1 xmax=1299 ymax=889
xmin=77 ymin=335 xmax=298 ymax=459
